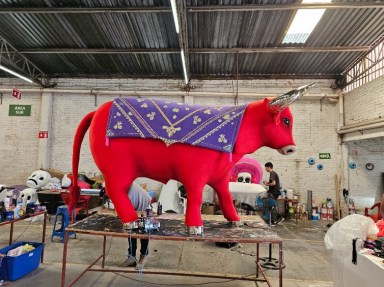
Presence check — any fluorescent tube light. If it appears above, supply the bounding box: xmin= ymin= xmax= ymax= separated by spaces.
xmin=282 ymin=0 xmax=332 ymax=44
xmin=170 ymin=0 xmax=180 ymax=34
xmin=0 ymin=64 xmax=33 ymax=83
xmin=180 ymin=49 xmax=189 ymax=84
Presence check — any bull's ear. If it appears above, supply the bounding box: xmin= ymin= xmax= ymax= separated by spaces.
xmin=265 ymin=98 xmax=281 ymax=115
xmin=269 ymin=82 xmax=316 ymax=113
xmin=274 ymin=113 xmax=281 ymax=125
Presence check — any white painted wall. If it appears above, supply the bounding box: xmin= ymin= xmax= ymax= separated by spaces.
xmin=0 ymin=83 xmax=41 ymax=184
xmin=0 ymin=78 xmax=339 ymax=209
xmin=344 ymin=139 xmax=384 ymax=208
xmin=343 ymin=77 xmax=384 ymax=209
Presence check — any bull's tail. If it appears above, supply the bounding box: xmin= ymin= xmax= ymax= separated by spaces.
xmin=68 ymin=111 xmax=95 ymax=213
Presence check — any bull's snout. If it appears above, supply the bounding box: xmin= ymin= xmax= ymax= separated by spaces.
xmin=278 ymin=145 xmax=296 ymax=155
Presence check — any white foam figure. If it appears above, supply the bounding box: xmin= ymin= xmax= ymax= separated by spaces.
xmin=229 ymin=171 xmax=266 ymax=194
xmin=26 ymin=170 xmax=52 ymax=189
xmin=18 ymin=170 xmax=52 ymax=207
xmin=158 ymin=180 xmax=184 ymax=214
xmin=19 ymin=188 xmax=39 ymax=207
xmin=0 ymin=184 xmax=7 ymax=202
xmin=236 ymin=172 xmax=252 ymax=184
xmin=61 ymin=174 xmax=72 ymax=188
xmin=43 ymin=177 xmax=62 ymax=190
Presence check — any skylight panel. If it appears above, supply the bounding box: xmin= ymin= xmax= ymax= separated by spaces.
xmin=283 ymin=0 xmax=332 ymax=44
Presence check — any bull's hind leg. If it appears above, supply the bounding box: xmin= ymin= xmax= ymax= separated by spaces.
xmin=211 ymin=180 xmax=240 ymax=223
xmin=104 ymin=175 xmax=138 ymax=226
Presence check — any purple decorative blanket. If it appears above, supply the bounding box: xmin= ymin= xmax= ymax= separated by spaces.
xmin=106 ymin=98 xmax=247 ymax=153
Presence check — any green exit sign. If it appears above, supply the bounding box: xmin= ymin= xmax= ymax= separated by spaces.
xmin=9 ymin=105 xmax=31 ymax=116
xmin=319 ymin=153 xmax=331 ymax=159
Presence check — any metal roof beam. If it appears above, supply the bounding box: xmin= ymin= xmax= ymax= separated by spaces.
xmin=190 ymin=47 xmax=371 ymax=53
xmin=20 ymin=46 xmax=371 ymax=54
xmin=20 ymin=48 xmax=180 ymax=54
xmin=0 ymin=37 xmax=52 ymax=87
xmin=192 ymin=74 xmax=337 ymax=80
xmin=187 ymin=2 xmax=384 ymax=12
xmin=0 ymin=2 xmax=383 ymax=14
xmin=0 ymin=7 xmax=170 ymax=14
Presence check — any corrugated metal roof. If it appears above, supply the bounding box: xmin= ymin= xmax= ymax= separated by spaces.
xmin=0 ymin=0 xmax=383 ymax=86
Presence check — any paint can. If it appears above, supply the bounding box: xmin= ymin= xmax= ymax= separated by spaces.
xmin=312 ymin=214 xmax=319 ymax=221
xmin=5 ymin=211 xmax=14 ymax=221
xmin=321 ymin=207 xmax=328 ymax=220
xmin=288 ymin=206 xmax=295 ymax=219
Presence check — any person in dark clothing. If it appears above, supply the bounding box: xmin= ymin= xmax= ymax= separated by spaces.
xmin=263 ymin=162 xmax=281 ymax=200
xmin=262 ymin=162 xmax=284 ymax=225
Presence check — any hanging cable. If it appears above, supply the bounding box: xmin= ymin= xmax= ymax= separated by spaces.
xmin=234 ymin=53 xmax=239 ymax=106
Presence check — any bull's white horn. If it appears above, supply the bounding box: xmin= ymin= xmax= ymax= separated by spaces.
xmin=269 ymin=82 xmax=316 ymax=111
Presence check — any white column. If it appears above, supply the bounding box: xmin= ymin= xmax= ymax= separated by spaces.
xmin=184 ymin=94 xmax=194 ymax=104
xmin=37 ymin=92 xmax=53 ymax=169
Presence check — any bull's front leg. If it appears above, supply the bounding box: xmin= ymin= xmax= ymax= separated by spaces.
xmin=211 ymin=180 xmax=241 ymax=224
xmin=104 ymin=178 xmax=138 ymax=229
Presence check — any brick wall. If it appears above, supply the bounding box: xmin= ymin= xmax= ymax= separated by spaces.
xmin=343 ymin=78 xmax=384 ymax=209
xmin=0 ymin=78 xmax=338 ymax=207
xmin=0 ymin=90 xmax=41 ymax=184
xmin=344 ymin=77 xmax=384 ymax=125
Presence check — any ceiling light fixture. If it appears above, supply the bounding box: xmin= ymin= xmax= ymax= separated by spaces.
xmin=0 ymin=64 xmax=33 ymax=83
xmin=170 ymin=0 xmax=179 ymax=34
xmin=180 ymin=49 xmax=189 ymax=84
xmin=282 ymin=0 xmax=332 ymax=44
xmin=171 ymin=1 xmax=188 ymax=84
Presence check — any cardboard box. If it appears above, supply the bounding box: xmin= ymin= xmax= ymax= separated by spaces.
xmin=201 ymin=204 xmax=215 ymax=215
xmin=0 ymin=242 xmax=44 ymax=281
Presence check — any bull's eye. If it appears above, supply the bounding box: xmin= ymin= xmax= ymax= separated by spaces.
xmin=283 ymin=118 xmax=290 ymax=126
xmin=237 ymin=177 xmax=244 ymax=182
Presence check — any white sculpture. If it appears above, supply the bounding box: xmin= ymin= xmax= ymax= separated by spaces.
xmin=0 ymin=184 xmax=7 ymax=202
xmin=18 ymin=170 xmax=52 ymax=207
xmin=19 ymin=188 xmax=39 ymax=207
xmin=26 ymin=170 xmax=52 ymax=189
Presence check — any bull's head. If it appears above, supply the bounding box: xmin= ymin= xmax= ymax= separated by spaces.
xmin=268 ymin=82 xmax=316 ymax=155
xmin=234 ymin=82 xmax=316 ymax=155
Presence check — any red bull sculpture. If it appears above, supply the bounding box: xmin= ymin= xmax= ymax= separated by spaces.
xmin=69 ymin=83 xmax=315 ymax=233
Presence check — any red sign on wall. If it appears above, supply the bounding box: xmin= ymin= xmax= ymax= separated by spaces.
xmin=12 ymin=88 xmax=22 ymax=99
xmin=38 ymin=131 xmax=49 ymax=139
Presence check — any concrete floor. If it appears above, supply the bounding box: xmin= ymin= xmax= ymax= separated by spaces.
xmin=0 ymin=215 xmax=334 ymax=287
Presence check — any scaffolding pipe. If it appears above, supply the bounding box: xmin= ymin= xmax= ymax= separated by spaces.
xmin=0 ymin=88 xmax=331 ymax=100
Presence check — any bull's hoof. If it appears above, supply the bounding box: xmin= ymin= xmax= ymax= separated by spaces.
xmin=227 ymin=220 xmax=243 ymax=227
xmin=186 ymin=226 xmax=203 ymax=235
xmin=123 ymin=221 xmax=138 ymax=230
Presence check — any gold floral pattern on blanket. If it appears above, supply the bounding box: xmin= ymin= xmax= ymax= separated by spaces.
xmin=107 ymin=97 xmax=247 ymax=153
